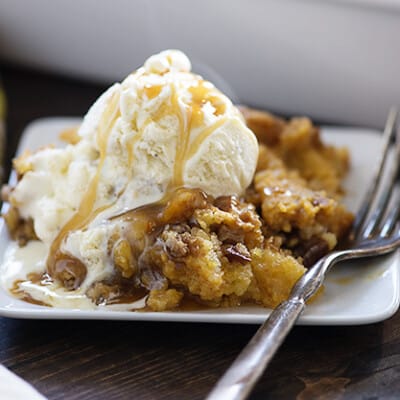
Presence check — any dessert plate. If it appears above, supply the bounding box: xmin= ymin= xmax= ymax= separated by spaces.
xmin=0 ymin=117 xmax=398 ymax=325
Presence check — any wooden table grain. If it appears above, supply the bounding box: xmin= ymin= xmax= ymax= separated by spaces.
xmin=1 ymin=64 xmax=400 ymax=400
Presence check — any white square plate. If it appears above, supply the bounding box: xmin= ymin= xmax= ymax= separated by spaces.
xmin=0 ymin=117 xmax=398 ymax=325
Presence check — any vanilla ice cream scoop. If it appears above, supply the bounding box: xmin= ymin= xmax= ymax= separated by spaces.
xmin=84 ymin=49 xmax=257 ymax=201
xmin=9 ymin=50 xmax=259 ymax=296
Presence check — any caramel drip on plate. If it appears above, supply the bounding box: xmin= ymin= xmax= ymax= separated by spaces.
xmin=11 ymin=273 xmax=52 ymax=306
xmin=47 ymin=91 xmax=121 ymax=277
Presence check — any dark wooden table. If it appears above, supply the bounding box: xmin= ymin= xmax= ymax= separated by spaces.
xmin=1 ymin=64 xmax=399 ymax=400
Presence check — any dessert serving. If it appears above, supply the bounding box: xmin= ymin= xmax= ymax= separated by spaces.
xmin=1 ymin=50 xmax=354 ymax=311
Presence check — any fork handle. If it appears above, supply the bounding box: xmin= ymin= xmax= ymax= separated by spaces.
xmin=206 ymin=297 xmax=305 ymax=400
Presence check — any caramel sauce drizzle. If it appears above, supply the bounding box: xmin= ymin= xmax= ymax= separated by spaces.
xmin=172 ymin=80 xmax=227 ymax=187
xmin=140 ymin=79 xmax=228 ymax=188
xmin=47 ymin=91 xmax=121 ymax=277
xmin=171 ymin=86 xmax=188 ymax=187
xmin=11 ymin=273 xmax=52 ymax=307
xmin=188 ymin=81 xmax=226 ymax=126
xmin=186 ymin=118 xmax=228 ymax=161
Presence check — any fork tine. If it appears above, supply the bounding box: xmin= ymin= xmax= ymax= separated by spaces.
xmin=351 ymin=107 xmax=398 ymax=240
xmin=378 ymin=125 xmax=400 ymax=237
xmin=379 ymin=183 xmax=400 ymax=237
xmin=361 ymin=111 xmax=400 ymax=239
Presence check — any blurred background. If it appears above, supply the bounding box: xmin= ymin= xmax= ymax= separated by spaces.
xmin=0 ymin=0 xmax=399 ymax=130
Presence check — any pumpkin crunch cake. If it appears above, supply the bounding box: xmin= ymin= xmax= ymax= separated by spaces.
xmin=1 ymin=50 xmax=353 ymax=311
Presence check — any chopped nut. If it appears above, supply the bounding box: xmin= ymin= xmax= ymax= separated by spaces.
xmin=222 ymin=243 xmax=251 ymax=264
xmin=169 ymin=223 xmax=191 ymax=234
xmin=53 ymin=256 xmax=87 ymax=290
xmin=2 ymin=207 xmax=38 ymax=246
xmin=214 ymin=196 xmax=236 ymax=212
xmin=162 ymin=188 xmax=208 ymax=224
xmin=87 ymin=282 xmax=120 ymax=305
xmin=217 ymin=224 xmax=244 ymax=244
xmin=301 ymin=238 xmax=330 ymax=268
xmin=163 ymin=231 xmax=190 ymax=259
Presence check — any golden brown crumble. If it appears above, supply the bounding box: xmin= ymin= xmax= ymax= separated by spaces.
xmin=83 ymin=185 xmax=348 ymax=311
xmin=2 ymin=205 xmax=38 ymax=246
xmin=241 ymin=106 xmax=350 ymax=198
xmin=252 ymin=144 xmax=353 ymax=240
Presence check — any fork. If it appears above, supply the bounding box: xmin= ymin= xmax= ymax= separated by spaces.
xmin=207 ymin=107 xmax=400 ymax=400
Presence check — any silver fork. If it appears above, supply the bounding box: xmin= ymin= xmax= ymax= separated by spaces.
xmin=207 ymin=107 xmax=400 ymax=400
